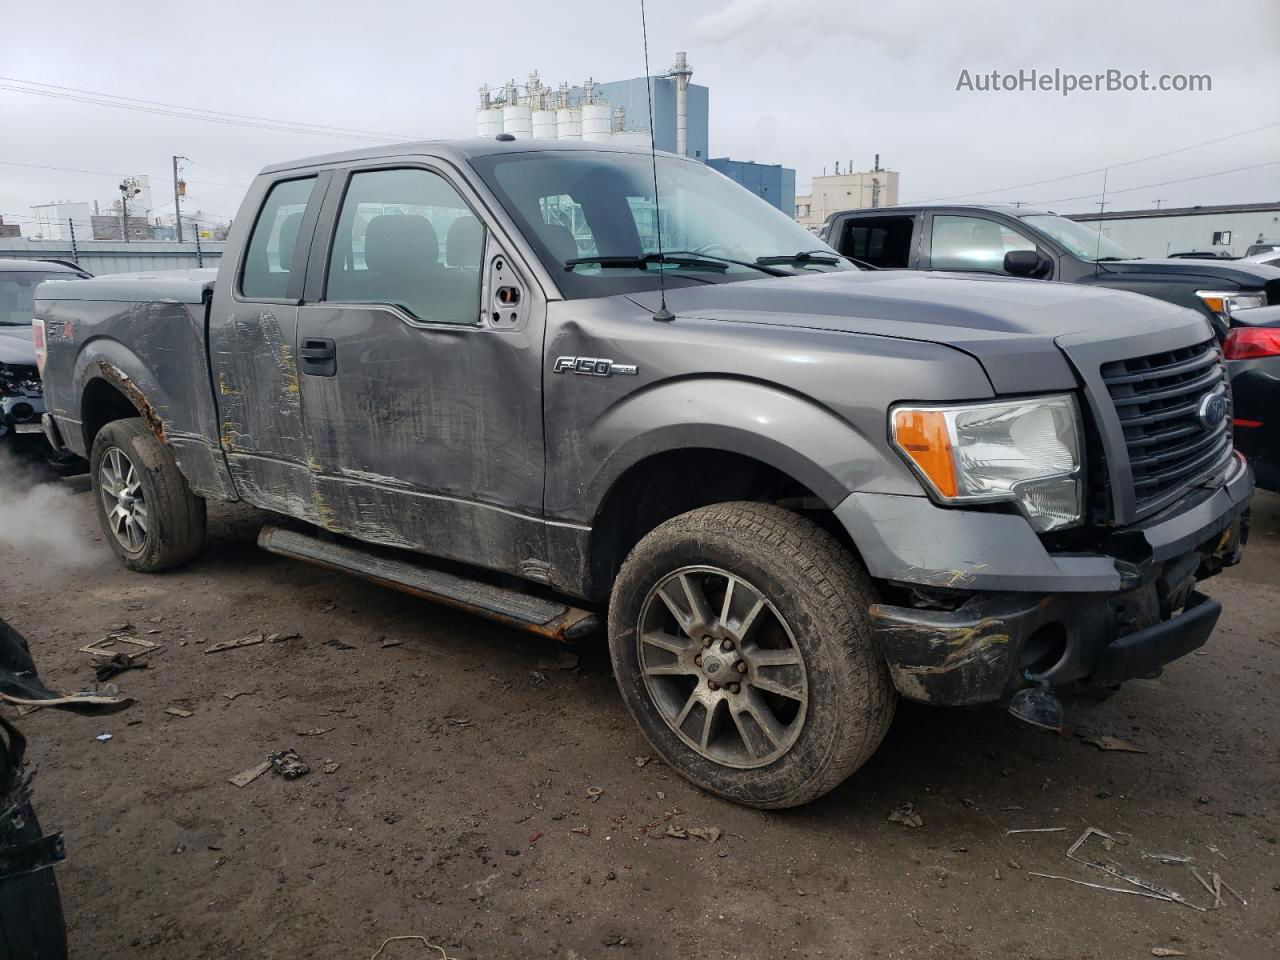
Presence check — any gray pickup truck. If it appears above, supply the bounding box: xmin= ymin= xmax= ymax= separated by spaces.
xmin=822 ymin=204 xmax=1280 ymax=339
xmin=34 ymin=139 xmax=1253 ymax=808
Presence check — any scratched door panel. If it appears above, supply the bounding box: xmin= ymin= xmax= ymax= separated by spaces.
xmin=294 ymin=302 xmax=546 ymax=573
xmin=208 ymin=174 xmax=321 ymax=520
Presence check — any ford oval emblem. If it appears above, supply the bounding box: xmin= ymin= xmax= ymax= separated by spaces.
xmin=1198 ymin=392 xmax=1228 ymax=429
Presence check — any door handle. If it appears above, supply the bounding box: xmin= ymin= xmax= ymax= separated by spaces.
xmin=300 ymin=338 xmax=336 ymax=377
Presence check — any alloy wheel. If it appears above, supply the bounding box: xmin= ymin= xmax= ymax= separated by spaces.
xmin=637 ymin=566 xmax=808 ymax=768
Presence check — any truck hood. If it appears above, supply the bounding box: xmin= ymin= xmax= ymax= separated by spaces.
xmin=0 ymin=326 xmax=34 ymax=365
xmin=1098 ymin=257 xmax=1280 ymax=289
xmin=627 ymin=269 xmax=1213 ymax=393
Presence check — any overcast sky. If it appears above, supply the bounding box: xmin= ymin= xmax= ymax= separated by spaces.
xmin=2 ymin=0 xmax=1278 ymax=232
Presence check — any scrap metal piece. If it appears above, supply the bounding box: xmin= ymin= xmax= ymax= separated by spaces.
xmin=79 ymin=633 xmax=161 ymax=658
xmin=228 ymin=760 xmax=272 ymax=788
xmin=1066 ymin=827 xmax=1204 ymax=911
xmin=1027 ymin=872 xmax=1173 ymax=901
xmin=269 ymin=748 xmax=310 ymax=779
xmin=1142 ymin=852 xmax=1193 ymax=865
xmin=1005 ymin=827 xmax=1067 ymax=835
xmin=205 ymin=633 xmax=265 ymax=654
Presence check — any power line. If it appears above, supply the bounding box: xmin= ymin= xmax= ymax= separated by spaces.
xmin=1028 ymin=160 xmax=1280 ymax=207
xmin=0 ymin=159 xmax=248 ymax=188
xmin=909 ymin=120 xmax=1280 ymax=204
xmin=0 ymin=77 xmax=418 ymax=143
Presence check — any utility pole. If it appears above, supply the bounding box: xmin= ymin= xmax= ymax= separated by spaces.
xmin=1152 ymin=198 xmax=1166 ymax=210
xmin=172 ymin=155 xmax=189 ymax=242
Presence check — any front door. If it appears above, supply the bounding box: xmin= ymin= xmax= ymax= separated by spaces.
xmin=294 ymin=163 xmax=548 ymax=578
xmin=924 ymin=213 xmax=1048 ymax=277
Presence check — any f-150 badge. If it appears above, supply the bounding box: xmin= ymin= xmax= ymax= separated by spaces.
xmin=553 ymin=356 xmax=639 ymax=377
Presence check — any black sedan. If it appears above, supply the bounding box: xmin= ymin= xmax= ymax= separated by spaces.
xmin=1226 ymin=304 xmax=1280 ymax=491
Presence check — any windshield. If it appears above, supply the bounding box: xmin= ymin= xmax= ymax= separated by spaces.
xmin=470 ymin=150 xmax=854 ymax=299
xmin=1022 ymin=214 xmax=1138 ymax=261
xmin=0 ymin=271 xmax=81 ymax=325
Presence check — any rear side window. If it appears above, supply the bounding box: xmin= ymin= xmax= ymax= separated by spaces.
xmin=325 ymin=168 xmax=485 ymax=324
xmin=240 ymin=177 xmax=316 ymax=299
xmin=840 ymin=216 xmax=914 ymax=268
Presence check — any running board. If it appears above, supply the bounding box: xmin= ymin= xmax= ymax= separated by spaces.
xmin=257 ymin=526 xmax=599 ymax=641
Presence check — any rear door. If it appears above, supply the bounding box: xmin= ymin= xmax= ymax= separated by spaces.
xmin=208 ymin=172 xmax=330 ymax=515
xmin=293 ymin=161 xmax=548 ymax=575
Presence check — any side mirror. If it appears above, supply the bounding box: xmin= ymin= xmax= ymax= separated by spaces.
xmin=1004 ymin=250 xmax=1052 ymax=279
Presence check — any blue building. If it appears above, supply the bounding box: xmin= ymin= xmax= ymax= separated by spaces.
xmin=589 ymin=76 xmax=710 ymax=160
xmin=706 ymin=158 xmax=796 ymax=215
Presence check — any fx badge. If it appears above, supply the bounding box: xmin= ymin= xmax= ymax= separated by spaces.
xmin=553 ymin=356 xmax=639 ymax=377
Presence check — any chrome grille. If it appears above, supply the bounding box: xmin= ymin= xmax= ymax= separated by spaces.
xmin=1099 ymin=339 xmax=1233 ymax=517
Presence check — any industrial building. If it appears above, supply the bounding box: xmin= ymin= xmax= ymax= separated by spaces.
xmin=707 ymin=158 xmax=795 ymax=217
xmin=1068 ymin=202 xmax=1280 ymax=259
xmin=795 ymin=158 xmax=900 ymax=227
xmin=474 ymin=53 xmax=797 ymax=212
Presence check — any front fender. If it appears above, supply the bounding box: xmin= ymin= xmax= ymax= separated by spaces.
xmin=550 ymin=375 xmax=922 ymax=522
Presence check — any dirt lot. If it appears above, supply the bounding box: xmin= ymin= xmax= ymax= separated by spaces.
xmin=2 ymin=474 xmax=1278 ymax=960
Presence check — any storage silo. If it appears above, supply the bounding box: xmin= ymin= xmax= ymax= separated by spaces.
xmin=581 ymin=102 xmax=613 ymax=142
xmin=532 ymin=108 xmax=558 ymax=139
xmin=556 ymin=107 xmax=582 ymax=139
xmin=476 ymin=85 xmax=503 ymax=138
xmin=503 ymin=103 xmax=532 ymax=138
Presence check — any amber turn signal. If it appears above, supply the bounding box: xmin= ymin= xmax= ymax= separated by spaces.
xmin=891 ymin=409 xmax=957 ymax=498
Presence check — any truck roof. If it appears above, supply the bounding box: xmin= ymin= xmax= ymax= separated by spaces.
xmin=828 ymin=204 xmax=1052 ymax=220
xmin=261 ymin=137 xmax=689 ymax=176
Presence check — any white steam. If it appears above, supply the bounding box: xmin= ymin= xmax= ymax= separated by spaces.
xmin=0 ymin=448 xmax=102 ymax=566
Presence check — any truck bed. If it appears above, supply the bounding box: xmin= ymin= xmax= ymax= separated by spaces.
xmin=35 ymin=268 xmax=236 ymax=500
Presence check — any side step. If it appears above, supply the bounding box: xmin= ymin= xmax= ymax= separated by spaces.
xmin=257 ymin=526 xmax=600 ymax=641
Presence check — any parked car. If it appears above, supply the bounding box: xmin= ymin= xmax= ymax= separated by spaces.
xmin=1 ymin=259 xmax=90 ymax=462
xmin=1244 ymin=242 xmax=1279 ymax=257
xmin=1244 ymin=250 xmax=1280 ymax=270
xmin=35 ymin=139 xmax=1252 ymax=808
xmin=1224 ymin=304 xmax=1280 ymax=490
xmin=820 ymin=205 xmax=1280 ymax=337
xmin=1167 ymin=250 xmax=1235 ymax=260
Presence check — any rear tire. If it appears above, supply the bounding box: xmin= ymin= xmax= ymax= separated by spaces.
xmin=90 ymin=418 xmax=206 ymax=572
xmin=607 ymin=502 xmax=896 ymax=809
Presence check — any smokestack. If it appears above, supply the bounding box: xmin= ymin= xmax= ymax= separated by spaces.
xmin=669 ymin=51 xmax=692 ymax=156
xmin=874 ymin=153 xmax=881 ymax=172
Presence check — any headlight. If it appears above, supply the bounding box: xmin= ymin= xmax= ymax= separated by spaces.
xmin=1196 ymin=289 xmax=1266 ymax=321
xmin=891 ymin=394 xmax=1084 ymax=533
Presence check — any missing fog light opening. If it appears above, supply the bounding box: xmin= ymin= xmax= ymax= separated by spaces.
xmin=1019 ymin=623 xmax=1068 ymax=677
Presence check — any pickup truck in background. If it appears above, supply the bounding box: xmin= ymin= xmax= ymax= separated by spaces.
xmin=821 ymin=204 xmax=1280 ymax=337
xmin=34 ymin=139 xmax=1253 ymax=808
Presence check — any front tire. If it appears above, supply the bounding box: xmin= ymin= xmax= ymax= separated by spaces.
xmin=90 ymin=418 xmax=206 ymax=572
xmin=607 ymin=502 xmax=896 ymax=809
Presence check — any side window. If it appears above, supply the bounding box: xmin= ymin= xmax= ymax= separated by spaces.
xmin=240 ymin=177 xmax=316 ymax=299
xmin=325 ymin=168 xmax=485 ymax=324
xmin=841 ymin=216 xmax=914 ymax=268
xmin=930 ymin=215 xmax=1036 ymax=273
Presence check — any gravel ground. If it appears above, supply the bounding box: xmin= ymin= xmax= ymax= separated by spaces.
xmin=1 ymin=475 xmax=1277 ymax=960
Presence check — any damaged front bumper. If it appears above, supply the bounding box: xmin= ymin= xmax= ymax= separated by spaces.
xmin=843 ymin=454 xmax=1253 ymax=706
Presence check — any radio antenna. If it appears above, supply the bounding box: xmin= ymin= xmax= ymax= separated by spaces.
xmin=1093 ymin=167 xmax=1108 ymax=278
xmin=640 ymin=0 xmax=674 ymax=321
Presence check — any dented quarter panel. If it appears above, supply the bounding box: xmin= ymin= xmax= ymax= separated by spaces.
xmin=34 ymin=275 xmax=236 ymax=500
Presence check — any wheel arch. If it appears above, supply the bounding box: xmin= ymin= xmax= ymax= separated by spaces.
xmin=585 ymin=444 xmax=861 ymax=600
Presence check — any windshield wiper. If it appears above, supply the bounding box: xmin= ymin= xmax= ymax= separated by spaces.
xmin=755 ymin=249 xmax=842 ymax=267
xmin=564 ymin=253 xmax=729 ymax=273
xmin=1093 ymin=256 xmax=1132 ymax=262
